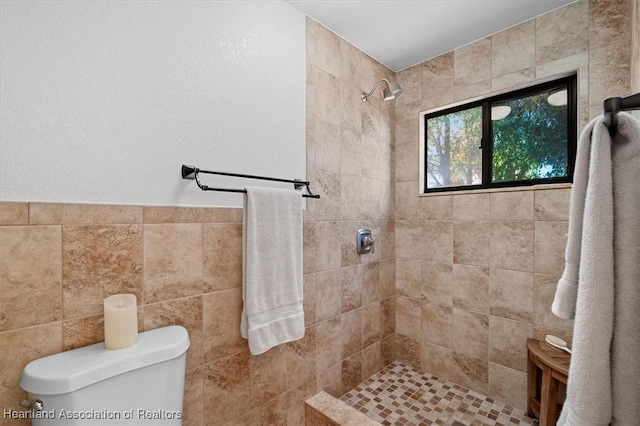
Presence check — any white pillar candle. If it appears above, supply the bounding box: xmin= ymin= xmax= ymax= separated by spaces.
xmin=103 ymin=294 xmax=138 ymax=350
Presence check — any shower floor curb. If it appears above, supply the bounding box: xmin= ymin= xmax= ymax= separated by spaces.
xmin=305 ymin=391 xmax=382 ymax=425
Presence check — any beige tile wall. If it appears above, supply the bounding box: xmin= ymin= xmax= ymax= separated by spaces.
xmin=0 ymin=18 xmax=396 ymax=426
xmin=393 ymin=0 xmax=632 ymax=410
xmin=633 ymin=0 xmax=640 ymax=93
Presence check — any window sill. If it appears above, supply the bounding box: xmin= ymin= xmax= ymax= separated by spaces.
xmin=418 ymin=182 xmax=572 ymax=197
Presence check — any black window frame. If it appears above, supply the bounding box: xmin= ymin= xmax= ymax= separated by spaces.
xmin=423 ymin=75 xmax=577 ymax=193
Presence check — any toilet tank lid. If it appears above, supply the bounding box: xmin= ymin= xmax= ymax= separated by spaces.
xmin=20 ymin=325 xmax=190 ymax=395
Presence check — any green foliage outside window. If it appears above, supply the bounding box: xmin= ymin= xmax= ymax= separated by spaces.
xmin=492 ymin=92 xmax=568 ymax=183
xmin=426 ymin=107 xmax=481 ymax=188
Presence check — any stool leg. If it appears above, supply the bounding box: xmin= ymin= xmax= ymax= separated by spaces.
xmin=527 ymin=352 xmax=538 ymax=417
xmin=540 ymin=366 xmax=559 ymax=426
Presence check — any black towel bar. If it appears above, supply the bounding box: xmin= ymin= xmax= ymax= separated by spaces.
xmin=181 ymin=165 xmax=320 ymax=198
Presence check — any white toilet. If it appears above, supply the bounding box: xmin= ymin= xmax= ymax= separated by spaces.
xmin=20 ymin=325 xmax=190 ymax=425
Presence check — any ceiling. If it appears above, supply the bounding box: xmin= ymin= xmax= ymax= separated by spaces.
xmin=286 ymin=0 xmax=577 ymax=72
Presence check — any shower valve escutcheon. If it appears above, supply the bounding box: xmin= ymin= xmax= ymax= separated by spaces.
xmin=356 ymin=229 xmax=375 ymax=254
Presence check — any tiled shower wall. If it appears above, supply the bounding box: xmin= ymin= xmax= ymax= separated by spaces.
xmin=393 ymin=0 xmax=632 ymax=410
xmin=0 ymin=18 xmax=396 ymax=426
xmin=634 ymin=0 xmax=640 ymax=93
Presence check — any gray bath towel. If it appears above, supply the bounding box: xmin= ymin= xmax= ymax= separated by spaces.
xmin=552 ymin=112 xmax=640 ymax=426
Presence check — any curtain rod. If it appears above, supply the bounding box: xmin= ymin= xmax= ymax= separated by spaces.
xmin=181 ymin=165 xmax=320 ymax=198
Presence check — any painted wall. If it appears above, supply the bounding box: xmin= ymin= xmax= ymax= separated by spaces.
xmin=393 ymin=0 xmax=632 ymax=410
xmin=0 ymin=1 xmax=305 ymax=207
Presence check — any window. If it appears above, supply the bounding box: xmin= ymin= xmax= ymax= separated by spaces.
xmin=423 ymin=75 xmax=577 ymax=192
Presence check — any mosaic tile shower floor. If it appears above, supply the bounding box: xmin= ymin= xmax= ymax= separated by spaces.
xmin=340 ymin=362 xmax=538 ymax=426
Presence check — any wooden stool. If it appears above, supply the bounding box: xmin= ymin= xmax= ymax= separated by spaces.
xmin=526 ymin=338 xmax=571 ymax=426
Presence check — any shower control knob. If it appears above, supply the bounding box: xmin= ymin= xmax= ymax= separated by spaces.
xmin=364 ymin=235 xmax=375 ymax=249
xmin=356 ymin=229 xmax=375 ymax=254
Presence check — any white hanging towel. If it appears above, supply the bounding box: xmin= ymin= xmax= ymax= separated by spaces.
xmin=241 ymin=186 xmax=304 ymax=355
xmin=552 ymin=112 xmax=640 ymax=426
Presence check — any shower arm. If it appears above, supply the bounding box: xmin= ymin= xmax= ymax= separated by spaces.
xmin=361 ymin=78 xmax=391 ymax=101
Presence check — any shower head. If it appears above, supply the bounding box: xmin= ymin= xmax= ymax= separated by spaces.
xmin=361 ymin=78 xmax=404 ymax=102
xmin=383 ymin=81 xmax=404 ymax=100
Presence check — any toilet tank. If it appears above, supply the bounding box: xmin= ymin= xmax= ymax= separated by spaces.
xmin=20 ymin=325 xmax=190 ymax=425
